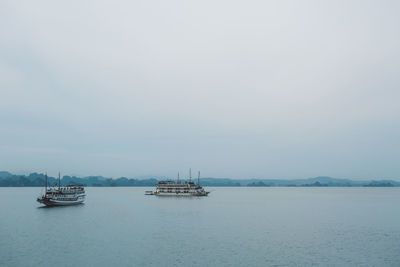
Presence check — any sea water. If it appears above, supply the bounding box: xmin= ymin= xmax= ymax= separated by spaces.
xmin=1 ymin=187 xmax=399 ymax=266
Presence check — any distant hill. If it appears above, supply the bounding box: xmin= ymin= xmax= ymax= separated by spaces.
xmin=0 ymin=171 xmax=13 ymax=179
xmin=0 ymin=171 xmax=399 ymax=187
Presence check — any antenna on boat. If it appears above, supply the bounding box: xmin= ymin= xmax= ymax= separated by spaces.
xmin=58 ymin=172 xmax=61 ymax=190
xmin=198 ymin=171 xmax=200 ymax=185
xmin=177 ymin=172 xmax=180 ymax=183
xmin=189 ymin=168 xmax=192 ymax=183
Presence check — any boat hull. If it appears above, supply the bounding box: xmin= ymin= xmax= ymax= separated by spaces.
xmin=154 ymin=192 xmax=209 ymax=197
xmin=37 ymin=198 xmax=85 ymax=206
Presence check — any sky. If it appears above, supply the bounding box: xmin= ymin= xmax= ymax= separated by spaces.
xmin=1 ymin=0 xmax=399 ymax=179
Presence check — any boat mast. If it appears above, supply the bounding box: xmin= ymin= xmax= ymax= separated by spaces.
xmin=198 ymin=171 xmax=200 ymax=185
xmin=58 ymin=172 xmax=61 ymax=190
xmin=45 ymin=172 xmax=48 ymax=192
xmin=189 ymin=168 xmax=192 ymax=183
xmin=177 ymin=172 xmax=180 ymax=183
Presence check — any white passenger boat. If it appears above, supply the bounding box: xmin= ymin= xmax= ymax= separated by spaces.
xmin=37 ymin=173 xmax=86 ymax=206
xmin=148 ymin=170 xmax=209 ymax=196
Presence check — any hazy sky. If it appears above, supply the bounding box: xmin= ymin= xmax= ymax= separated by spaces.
xmin=1 ymin=0 xmax=399 ymax=179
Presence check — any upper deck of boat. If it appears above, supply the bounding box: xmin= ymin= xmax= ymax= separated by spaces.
xmin=45 ymin=184 xmax=85 ymax=194
xmin=156 ymin=181 xmax=201 ymax=188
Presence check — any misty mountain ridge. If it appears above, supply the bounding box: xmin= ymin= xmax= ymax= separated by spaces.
xmin=0 ymin=172 xmax=399 ymax=187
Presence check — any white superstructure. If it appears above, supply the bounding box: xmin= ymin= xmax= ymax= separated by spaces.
xmin=155 ymin=181 xmax=209 ymax=196
xmin=37 ymin=173 xmax=86 ymax=206
xmin=149 ymin=170 xmax=209 ymax=196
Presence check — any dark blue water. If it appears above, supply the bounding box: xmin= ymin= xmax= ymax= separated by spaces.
xmin=1 ymin=187 xmax=399 ymax=266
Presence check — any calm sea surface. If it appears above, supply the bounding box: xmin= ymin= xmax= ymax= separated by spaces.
xmin=1 ymin=187 xmax=399 ymax=266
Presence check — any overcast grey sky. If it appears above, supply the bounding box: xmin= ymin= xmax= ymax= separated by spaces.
xmin=1 ymin=0 xmax=399 ymax=179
